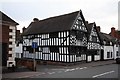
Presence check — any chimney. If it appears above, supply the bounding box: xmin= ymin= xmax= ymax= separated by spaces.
xmin=33 ymin=18 xmax=39 ymax=22
xmin=22 ymin=27 xmax=26 ymax=33
xmin=16 ymin=30 xmax=20 ymax=41
xmin=111 ymin=27 xmax=115 ymax=37
xmin=85 ymin=21 xmax=89 ymax=24
xmin=96 ymin=26 xmax=101 ymax=32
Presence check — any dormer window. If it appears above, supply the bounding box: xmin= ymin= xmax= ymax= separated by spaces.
xmin=103 ymin=40 xmax=106 ymax=45
xmin=110 ymin=42 xmax=112 ymax=45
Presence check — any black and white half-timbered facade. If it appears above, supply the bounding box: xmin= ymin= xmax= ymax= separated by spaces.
xmin=86 ymin=22 xmax=102 ymax=62
xmin=22 ymin=10 xmax=88 ymax=63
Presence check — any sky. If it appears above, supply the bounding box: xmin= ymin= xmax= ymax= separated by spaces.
xmin=0 ymin=0 xmax=119 ymax=33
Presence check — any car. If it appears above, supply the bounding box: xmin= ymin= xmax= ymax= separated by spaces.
xmin=116 ymin=57 xmax=120 ymax=64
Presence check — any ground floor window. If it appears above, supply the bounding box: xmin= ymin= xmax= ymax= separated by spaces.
xmin=116 ymin=51 xmax=119 ymax=56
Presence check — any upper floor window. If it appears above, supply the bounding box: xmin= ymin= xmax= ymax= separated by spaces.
xmin=76 ymin=31 xmax=83 ymax=40
xmin=9 ymin=29 xmax=12 ymax=32
xmin=92 ymin=36 xmax=97 ymax=42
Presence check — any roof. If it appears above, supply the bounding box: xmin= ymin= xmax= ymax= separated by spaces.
xmin=99 ymin=32 xmax=117 ymax=44
xmin=0 ymin=11 xmax=19 ymax=25
xmin=23 ymin=10 xmax=86 ymax=35
xmin=85 ymin=22 xmax=93 ymax=34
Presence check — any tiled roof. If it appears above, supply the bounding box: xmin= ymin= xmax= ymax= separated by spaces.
xmin=0 ymin=11 xmax=19 ymax=25
xmin=99 ymin=32 xmax=117 ymax=44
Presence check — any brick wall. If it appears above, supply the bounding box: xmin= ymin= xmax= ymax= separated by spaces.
xmin=0 ymin=24 xmax=9 ymax=43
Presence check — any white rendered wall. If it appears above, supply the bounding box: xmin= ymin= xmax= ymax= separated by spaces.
xmin=103 ymin=46 xmax=114 ymax=60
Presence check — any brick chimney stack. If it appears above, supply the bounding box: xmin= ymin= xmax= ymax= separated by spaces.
xmin=96 ymin=26 xmax=101 ymax=32
xmin=111 ymin=27 xmax=115 ymax=37
xmin=22 ymin=27 xmax=26 ymax=33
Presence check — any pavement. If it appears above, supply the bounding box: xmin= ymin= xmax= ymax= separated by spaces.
xmin=2 ymin=60 xmax=117 ymax=79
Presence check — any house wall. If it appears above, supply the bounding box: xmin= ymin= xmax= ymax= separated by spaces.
xmin=103 ymin=46 xmax=114 ymax=60
xmin=15 ymin=44 xmax=23 ymax=58
xmin=0 ymin=24 xmax=16 ymax=67
xmin=113 ymin=44 xmax=120 ymax=59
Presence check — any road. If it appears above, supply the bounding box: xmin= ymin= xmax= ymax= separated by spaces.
xmin=29 ymin=64 xmax=118 ymax=78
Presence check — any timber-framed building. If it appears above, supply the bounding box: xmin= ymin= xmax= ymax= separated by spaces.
xmin=22 ymin=10 xmax=88 ymax=63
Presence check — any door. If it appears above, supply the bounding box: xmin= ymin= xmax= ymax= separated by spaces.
xmin=100 ymin=50 xmax=104 ymax=61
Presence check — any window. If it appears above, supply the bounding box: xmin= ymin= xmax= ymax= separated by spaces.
xmin=42 ymin=47 xmax=49 ymax=53
xmin=116 ymin=51 xmax=119 ymax=56
xmin=9 ymin=48 xmax=12 ymax=51
xmin=9 ymin=42 xmax=12 ymax=44
xmin=49 ymin=32 xmax=58 ymax=38
xmin=9 ymin=35 xmax=12 ymax=38
xmin=50 ymin=47 xmax=59 ymax=53
xmin=107 ymin=52 xmax=110 ymax=58
xmin=9 ymin=29 xmax=12 ymax=32
xmin=8 ymin=54 xmax=12 ymax=57
xmin=76 ymin=31 xmax=83 ymax=40
xmin=92 ymin=36 xmax=97 ymax=42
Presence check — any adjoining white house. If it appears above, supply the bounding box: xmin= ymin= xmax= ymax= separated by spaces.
xmin=98 ymin=31 xmax=120 ymax=60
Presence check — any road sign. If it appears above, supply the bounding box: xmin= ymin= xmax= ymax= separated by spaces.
xmin=32 ymin=42 xmax=38 ymax=48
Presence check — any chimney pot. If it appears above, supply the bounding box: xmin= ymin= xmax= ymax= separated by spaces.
xmin=96 ymin=26 xmax=101 ymax=32
xmin=33 ymin=18 xmax=39 ymax=22
xmin=22 ymin=27 xmax=26 ymax=33
xmin=111 ymin=27 xmax=115 ymax=37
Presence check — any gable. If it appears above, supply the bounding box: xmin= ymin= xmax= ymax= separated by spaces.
xmin=89 ymin=24 xmax=100 ymax=43
xmin=71 ymin=12 xmax=87 ymax=32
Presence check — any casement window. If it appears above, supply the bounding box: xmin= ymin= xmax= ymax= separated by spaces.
xmin=42 ymin=47 xmax=50 ymax=53
xmin=76 ymin=31 xmax=83 ymax=40
xmin=92 ymin=36 xmax=97 ymax=42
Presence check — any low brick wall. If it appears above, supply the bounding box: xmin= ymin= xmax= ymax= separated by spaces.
xmin=16 ymin=59 xmax=36 ymax=71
